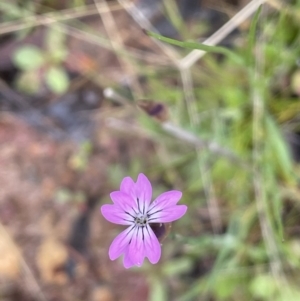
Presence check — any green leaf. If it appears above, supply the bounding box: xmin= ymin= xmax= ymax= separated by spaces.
xmin=250 ymin=274 xmax=277 ymax=299
xmin=15 ymin=70 xmax=41 ymax=95
xmin=146 ymin=30 xmax=243 ymax=64
xmin=45 ymin=66 xmax=69 ymax=94
xmin=163 ymin=0 xmax=185 ymax=34
xmin=265 ymin=114 xmax=294 ymax=182
xmin=214 ymin=274 xmax=239 ymax=300
xmin=0 ymin=3 xmax=28 ymax=18
xmin=13 ymin=45 xmax=45 ymax=70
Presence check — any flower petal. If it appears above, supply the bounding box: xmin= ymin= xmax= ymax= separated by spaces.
xmin=148 ymin=191 xmax=182 ymax=212
xmin=144 ymin=225 xmax=161 ymax=264
xmin=147 ymin=190 xmax=186 ymax=223
xmin=120 ymin=176 xmax=136 ymax=198
xmin=135 ymin=173 xmax=152 ymax=213
xmin=126 ymin=225 xmax=161 ymax=267
xmin=108 ymin=226 xmax=135 ymax=260
xmin=123 ymin=249 xmax=135 ymax=269
xmin=128 ymin=227 xmax=146 ymax=267
xmin=148 ymin=205 xmax=187 ymax=223
xmin=110 ymin=191 xmax=137 ymax=212
xmin=101 ymin=204 xmax=133 ymax=225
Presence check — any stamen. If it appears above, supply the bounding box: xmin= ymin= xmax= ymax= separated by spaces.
xmin=134 ymin=213 xmax=149 ymax=227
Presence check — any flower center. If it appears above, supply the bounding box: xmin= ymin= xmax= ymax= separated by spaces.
xmin=134 ymin=214 xmax=148 ymax=227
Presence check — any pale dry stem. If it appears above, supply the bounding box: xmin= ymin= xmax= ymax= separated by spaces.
xmin=104 ymin=88 xmax=243 ymax=163
xmin=117 ymin=0 xmax=181 ymax=63
xmin=179 ymin=0 xmax=266 ymax=69
xmin=94 ymin=0 xmax=143 ymax=97
xmin=0 ymin=3 xmax=125 ymax=35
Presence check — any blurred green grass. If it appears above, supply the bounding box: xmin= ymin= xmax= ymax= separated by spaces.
xmin=131 ymin=2 xmax=300 ymax=301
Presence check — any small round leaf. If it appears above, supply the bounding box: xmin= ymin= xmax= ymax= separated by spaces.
xmin=13 ymin=45 xmax=45 ymax=70
xmin=45 ymin=66 xmax=69 ymax=94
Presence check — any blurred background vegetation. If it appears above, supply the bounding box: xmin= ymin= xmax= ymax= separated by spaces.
xmin=0 ymin=0 xmax=300 ymax=300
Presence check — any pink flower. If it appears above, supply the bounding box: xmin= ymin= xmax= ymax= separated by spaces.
xmin=101 ymin=173 xmax=187 ymax=268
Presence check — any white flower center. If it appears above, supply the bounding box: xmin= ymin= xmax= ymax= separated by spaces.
xmin=134 ymin=213 xmax=148 ymax=227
